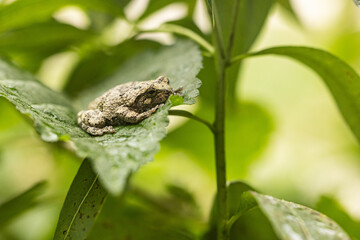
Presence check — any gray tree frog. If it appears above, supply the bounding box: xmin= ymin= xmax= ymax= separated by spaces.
xmin=77 ymin=76 xmax=181 ymax=136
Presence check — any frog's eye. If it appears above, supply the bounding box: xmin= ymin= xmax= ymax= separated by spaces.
xmin=148 ymin=90 xmax=155 ymax=94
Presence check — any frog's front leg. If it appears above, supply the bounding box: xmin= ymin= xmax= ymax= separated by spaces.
xmin=115 ymin=105 xmax=162 ymax=124
xmin=77 ymin=109 xmax=115 ymax=136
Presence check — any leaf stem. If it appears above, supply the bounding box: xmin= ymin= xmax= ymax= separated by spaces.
xmin=168 ymin=109 xmax=215 ymax=133
xmin=229 ymin=53 xmax=253 ymax=66
xmin=138 ymin=24 xmax=215 ymax=55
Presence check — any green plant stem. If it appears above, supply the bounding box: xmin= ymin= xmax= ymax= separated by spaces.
xmin=210 ymin=2 xmax=230 ymax=239
xmin=168 ymin=110 xmax=215 ymax=133
xmin=213 ymin=58 xmax=228 ymax=240
xmin=138 ymin=24 xmax=215 ymax=55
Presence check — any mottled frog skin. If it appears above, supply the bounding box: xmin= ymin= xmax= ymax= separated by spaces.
xmin=78 ymin=76 xmax=180 ymax=136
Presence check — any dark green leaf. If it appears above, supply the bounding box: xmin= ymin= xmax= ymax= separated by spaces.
xmin=54 ymin=158 xmax=107 ymax=240
xmin=248 ymin=46 xmax=360 ymax=144
xmin=208 ymin=181 xmax=256 ymax=230
xmin=316 ymin=196 xmax=360 ymax=239
xmin=64 ymin=40 xmax=160 ymax=97
xmin=204 ymin=182 xmax=350 ymax=240
xmin=0 ymin=21 xmax=94 ymax=72
xmin=213 ymin=0 xmax=273 ymax=55
xmin=203 ymin=181 xmax=275 ymax=240
xmin=0 ymin=21 xmax=94 ymax=52
xmin=0 ymin=40 xmax=202 ymax=194
xmin=0 ymin=181 xmax=46 ymax=227
xmin=252 ymin=192 xmax=351 ymax=240
xmin=213 ymin=0 xmax=274 ymax=102
xmin=0 ymin=0 xmax=125 ymax=33
xmin=77 ymin=40 xmax=201 ymax=107
xmin=229 ymin=207 xmax=278 ymax=240
xmin=89 ymin=185 xmax=202 ymax=240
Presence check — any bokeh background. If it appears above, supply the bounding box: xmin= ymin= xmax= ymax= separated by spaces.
xmin=0 ymin=0 xmax=360 ymax=239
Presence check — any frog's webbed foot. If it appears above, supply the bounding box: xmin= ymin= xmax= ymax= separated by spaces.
xmin=115 ymin=105 xmax=161 ymax=124
xmin=77 ymin=110 xmax=115 ymax=136
xmin=80 ymin=125 xmax=115 ymax=136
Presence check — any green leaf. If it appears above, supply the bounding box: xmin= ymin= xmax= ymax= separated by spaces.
xmin=203 ymin=181 xmax=276 ymax=240
xmin=212 ymin=0 xmax=274 ymax=102
xmin=247 ymin=46 xmax=360 ymax=144
xmin=89 ymin=185 xmax=202 ymax=240
xmin=229 ymin=207 xmax=278 ymax=240
xmin=276 ymin=0 xmax=299 ymax=21
xmin=0 ymin=0 xmax=125 ymax=33
xmin=204 ymin=182 xmax=350 ymax=240
xmin=315 ymin=196 xmax=360 ymax=239
xmin=208 ymin=181 xmax=256 ymax=230
xmin=64 ymin=40 xmax=161 ymax=97
xmin=77 ymin=40 xmax=202 ymax=107
xmin=0 ymin=21 xmax=94 ymax=72
xmin=54 ymin=158 xmax=107 ymax=240
xmin=251 ymin=192 xmax=351 ymax=240
xmin=0 ymin=181 xmax=46 ymax=227
xmin=0 ymin=21 xmax=94 ymax=52
xmin=139 ymin=0 xmax=196 ymax=21
xmin=212 ymin=0 xmax=273 ymax=55
xmin=0 ymin=40 xmax=202 ymax=194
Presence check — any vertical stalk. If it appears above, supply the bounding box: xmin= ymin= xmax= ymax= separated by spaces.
xmin=214 ymin=56 xmax=228 ymax=240
xmin=210 ymin=0 xmax=240 ymax=238
xmin=211 ymin=3 xmax=229 ymax=238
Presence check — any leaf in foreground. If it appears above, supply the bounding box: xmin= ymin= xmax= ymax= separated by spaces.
xmin=0 ymin=40 xmax=202 ymax=194
xmin=248 ymin=46 xmax=360 ymax=144
xmin=0 ymin=181 xmax=46 ymax=227
xmin=204 ymin=182 xmax=350 ymax=240
xmin=252 ymin=192 xmax=350 ymax=240
xmin=316 ymin=196 xmax=360 ymax=239
xmin=54 ymin=158 xmax=107 ymax=240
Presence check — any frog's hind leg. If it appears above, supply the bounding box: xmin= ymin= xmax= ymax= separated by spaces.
xmin=115 ymin=105 xmax=162 ymax=124
xmin=77 ymin=110 xmax=115 ymax=136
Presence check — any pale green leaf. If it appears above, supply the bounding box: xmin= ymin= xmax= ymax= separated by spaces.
xmin=0 ymin=40 xmax=202 ymax=194
xmin=248 ymin=46 xmax=360 ymax=144
xmin=139 ymin=0 xmax=196 ymax=21
xmin=54 ymin=158 xmax=107 ymax=240
xmin=0 ymin=181 xmax=46 ymax=227
xmin=316 ymin=196 xmax=360 ymax=239
xmin=252 ymin=192 xmax=351 ymax=240
xmin=0 ymin=0 xmax=125 ymax=33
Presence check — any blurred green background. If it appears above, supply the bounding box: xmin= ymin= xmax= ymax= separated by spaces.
xmin=1 ymin=0 xmax=360 ymax=239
